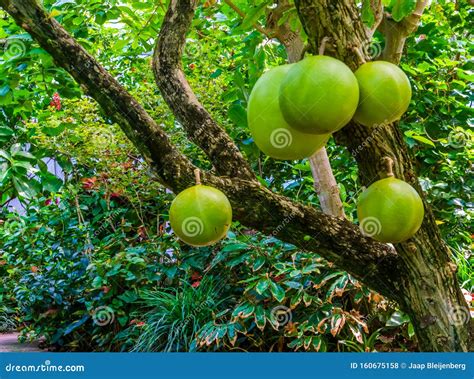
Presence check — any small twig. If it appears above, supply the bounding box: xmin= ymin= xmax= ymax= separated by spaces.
xmin=381 ymin=156 xmax=395 ymax=178
xmin=318 ymin=37 xmax=331 ymax=55
xmin=194 ymin=168 xmax=201 ymax=185
xmin=352 ymin=46 xmax=367 ymax=64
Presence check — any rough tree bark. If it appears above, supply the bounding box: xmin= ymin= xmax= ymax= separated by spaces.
xmin=1 ymin=0 xmax=471 ymax=351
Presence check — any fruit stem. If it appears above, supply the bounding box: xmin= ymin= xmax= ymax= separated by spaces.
xmin=194 ymin=168 xmax=201 ymax=185
xmin=319 ymin=37 xmax=331 ymax=55
xmin=382 ymin=157 xmax=395 ymax=178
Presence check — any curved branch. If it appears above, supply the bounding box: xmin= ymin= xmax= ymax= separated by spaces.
xmin=153 ymin=0 xmax=255 ymax=181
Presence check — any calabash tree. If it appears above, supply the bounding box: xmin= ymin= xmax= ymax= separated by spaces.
xmin=0 ymin=0 xmax=471 ymax=351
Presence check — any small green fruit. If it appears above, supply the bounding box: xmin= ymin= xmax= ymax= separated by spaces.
xmin=357 ymin=177 xmax=424 ymax=243
xmin=279 ymin=55 xmax=360 ymax=135
xmin=354 ymin=61 xmax=412 ymax=127
xmin=170 ymin=185 xmax=232 ymax=247
xmin=248 ymin=65 xmax=329 ymax=160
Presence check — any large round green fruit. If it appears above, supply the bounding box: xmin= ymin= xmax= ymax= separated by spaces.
xmin=354 ymin=61 xmax=412 ymax=127
xmin=279 ymin=55 xmax=359 ymax=135
xmin=248 ymin=65 xmax=329 ymax=160
xmin=357 ymin=177 xmax=424 ymax=243
xmin=169 ymin=185 xmax=232 ymax=247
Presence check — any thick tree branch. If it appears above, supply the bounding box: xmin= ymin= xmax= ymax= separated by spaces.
xmin=153 ymin=0 xmax=255 ymax=181
xmin=0 ymin=0 xmax=403 ymax=300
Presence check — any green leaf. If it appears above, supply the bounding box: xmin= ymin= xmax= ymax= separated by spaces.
xmin=252 ymin=256 xmax=265 ymax=271
xmin=256 ymin=279 xmax=270 ymax=295
xmin=118 ymin=316 xmax=128 ymax=327
xmin=43 ymin=122 xmax=70 ymax=137
xmin=91 ymin=276 xmax=103 ymax=288
xmin=12 ymin=177 xmax=39 ymax=199
xmin=390 ymin=0 xmax=417 ymax=22
xmin=118 ymin=290 xmax=138 ymax=303
xmin=386 ymin=311 xmax=410 ymax=327
xmin=0 ymin=85 xmax=10 ymax=97
xmin=0 ymin=127 xmax=14 ymax=137
xmin=290 ymin=291 xmax=302 ymax=308
xmin=405 ymin=131 xmax=436 ymax=147
xmin=240 ymin=2 xmax=268 ymax=30
xmin=12 ymin=160 xmax=36 ymax=173
xmin=228 ymin=103 xmax=247 ymax=127
xmin=361 ymin=0 xmax=375 ymax=27
xmin=63 ymin=314 xmax=89 ymax=335
xmin=53 ymin=0 xmax=76 ymax=7
xmin=232 ymin=302 xmax=255 ymax=318
xmin=411 ymin=135 xmax=435 ymax=147
xmin=42 ymin=173 xmax=63 ymax=193
xmin=12 ymin=150 xmax=36 ymax=161
xmin=0 ymin=149 xmax=11 ymax=161
xmin=0 ymin=167 xmax=11 ymax=184
xmin=284 ymin=281 xmax=303 ymax=290
xmin=221 ymin=243 xmax=248 ymax=252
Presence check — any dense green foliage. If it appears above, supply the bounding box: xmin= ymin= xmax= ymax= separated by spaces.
xmin=0 ymin=0 xmax=472 ymax=352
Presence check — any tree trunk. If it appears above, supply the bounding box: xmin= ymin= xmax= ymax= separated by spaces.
xmin=295 ymin=0 xmax=473 ymax=352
